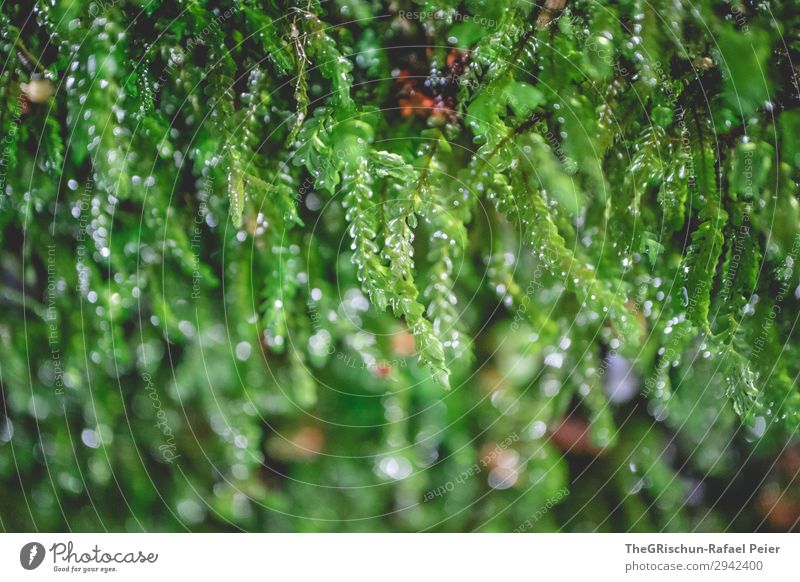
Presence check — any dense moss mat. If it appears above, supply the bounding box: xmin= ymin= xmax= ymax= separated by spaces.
xmin=1 ymin=1 xmax=799 ymax=531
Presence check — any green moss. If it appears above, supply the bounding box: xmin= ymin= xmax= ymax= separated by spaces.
xmin=1 ymin=0 xmax=799 ymax=532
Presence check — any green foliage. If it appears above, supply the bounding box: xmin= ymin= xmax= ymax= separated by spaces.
xmin=1 ymin=0 xmax=800 ymax=533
